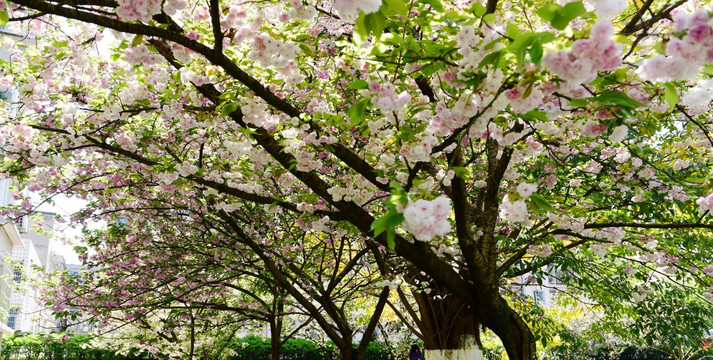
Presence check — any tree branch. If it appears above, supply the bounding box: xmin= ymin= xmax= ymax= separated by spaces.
xmin=208 ymin=0 xmax=223 ymax=54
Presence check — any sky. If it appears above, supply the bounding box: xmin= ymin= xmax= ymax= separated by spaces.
xmin=36 ymin=193 xmax=91 ymax=265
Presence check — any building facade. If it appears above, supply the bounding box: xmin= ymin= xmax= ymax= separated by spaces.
xmin=7 ymin=211 xmax=66 ymax=333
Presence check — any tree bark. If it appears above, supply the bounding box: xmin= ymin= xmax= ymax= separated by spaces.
xmin=413 ymin=289 xmax=485 ymax=360
xmin=480 ymin=298 xmax=537 ymax=360
xmin=424 ymin=336 xmax=484 ymax=360
xmin=269 ymin=301 xmax=283 ymax=360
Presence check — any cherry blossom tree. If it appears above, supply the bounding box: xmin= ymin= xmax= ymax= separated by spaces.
xmin=2 ymin=0 xmax=713 ymax=359
xmin=40 ymin=196 xmax=389 ymax=360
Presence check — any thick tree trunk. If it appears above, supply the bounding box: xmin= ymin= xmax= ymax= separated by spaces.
xmin=269 ymin=302 xmax=284 ymax=360
xmin=424 ymin=335 xmax=484 ymax=360
xmin=480 ymin=298 xmax=537 ymax=360
xmin=338 ymin=346 xmax=359 ymax=360
xmin=414 ymin=290 xmax=485 ymax=360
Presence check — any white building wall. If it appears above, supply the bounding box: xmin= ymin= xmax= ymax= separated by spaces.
xmin=6 ymin=212 xmax=63 ymax=333
xmin=0 ymin=223 xmax=18 ymax=338
xmin=1 ymin=27 xmax=51 ymax=340
xmin=513 ymin=269 xmax=569 ymax=308
xmin=8 ymin=237 xmax=43 ymax=333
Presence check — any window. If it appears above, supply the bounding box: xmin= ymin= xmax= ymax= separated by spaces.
xmin=16 ymin=215 xmax=28 ymax=233
xmin=12 ymin=264 xmax=22 ymax=283
xmin=7 ymin=309 xmax=18 ymax=329
xmin=549 ymin=289 xmax=558 ymax=303
xmin=534 ymin=291 xmax=546 ymax=306
xmin=547 ymin=265 xmax=564 ymax=285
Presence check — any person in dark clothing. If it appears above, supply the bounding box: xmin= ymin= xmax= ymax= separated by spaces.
xmin=409 ymin=344 xmax=425 ymax=360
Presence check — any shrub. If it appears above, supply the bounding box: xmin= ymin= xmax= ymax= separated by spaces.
xmin=227 ymin=336 xmax=396 ymax=360
xmin=0 ymin=333 xmax=149 ymax=360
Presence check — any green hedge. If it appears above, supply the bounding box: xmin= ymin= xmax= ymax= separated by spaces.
xmin=0 ymin=333 xmax=399 ymax=360
xmin=0 ymin=333 xmax=149 ymax=360
xmin=546 ymin=344 xmax=713 ymax=360
xmin=228 ymin=335 xmax=397 ymax=360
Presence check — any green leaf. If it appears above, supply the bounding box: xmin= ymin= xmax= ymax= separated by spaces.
xmin=451 ymin=166 xmax=469 ymax=179
xmin=353 ymin=12 xmax=370 ymax=45
xmin=522 ymin=83 xmax=534 ymax=99
xmin=386 ymin=213 xmax=405 ymax=228
xmin=478 ymin=50 xmax=503 ymax=68
xmin=218 ymin=92 xmax=234 ymax=100
xmin=371 ymin=210 xmax=403 ymax=251
xmin=524 ymin=110 xmax=548 ymax=122
xmin=347 ymin=79 xmax=369 ymax=90
xmin=221 ymin=102 xmax=238 ymax=116
xmin=509 ymin=32 xmax=535 ymax=66
xmin=380 ymin=33 xmax=401 ymax=45
xmin=561 ymin=1 xmax=586 ymax=20
xmin=471 ymin=2 xmax=487 ymax=17
xmin=482 ymin=13 xmax=496 ymax=24
xmin=536 ymin=3 xmax=562 ymax=23
xmin=508 ymin=32 xmax=554 ymax=66
xmin=366 ymin=12 xmax=386 ymax=40
xmin=569 ymin=98 xmax=588 ymax=108
xmin=386 ymin=229 xmax=396 ymax=250
xmin=663 ymin=82 xmax=678 ymax=109
xmin=536 ymin=32 xmax=556 ymax=44
xmin=421 ymin=0 xmax=445 ymax=12
xmin=506 ymin=22 xmax=522 ymax=39
xmin=371 ymin=213 xmax=389 ymax=236
xmin=530 ymin=193 xmax=556 ymax=213
xmin=0 ymin=11 xmax=8 ymax=28
xmin=594 ymin=90 xmax=645 ymax=110
xmin=131 ymin=34 xmax=144 ymax=47
xmin=383 ymin=0 xmax=408 ymax=17
xmin=347 ymin=98 xmax=368 ymax=125
xmin=298 ymin=43 xmax=314 ymax=56
xmin=529 ymin=39 xmax=543 ymax=65
xmin=535 ymin=1 xmax=585 ymax=30
xmin=549 ymin=12 xmax=571 ymax=30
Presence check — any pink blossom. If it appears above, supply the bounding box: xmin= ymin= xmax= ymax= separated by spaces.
xmin=527 ymin=244 xmax=552 ymax=258
xmin=116 ymin=0 xmax=162 ymax=22
xmin=12 ymin=123 xmax=33 ymax=137
xmin=588 ymin=0 xmax=627 ymax=20
xmin=543 ymin=21 xmax=622 ymax=84
xmin=333 ymin=0 xmax=382 ymax=20
xmin=516 ymin=183 xmax=537 ymax=198
xmin=402 ymin=196 xmax=452 ymax=242
xmin=581 ymin=120 xmax=608 ymax=137
xmin=500 ymin=195 xmax=529 ymax=224
xmin=639 ymin=9 xmax=713 ymax=82
xmin=613 ymin=147 xmax=630 ymax=163
xmin=505 ymin=86 xmax=543 ymax=114
xmin=370 ymin=81 xmax=411 ymax=114
xmin=696 ymin=194 xmax=713 ymax=214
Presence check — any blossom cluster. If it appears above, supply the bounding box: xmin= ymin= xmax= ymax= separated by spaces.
xmin=638 ymin=8 xmax=713 ymax=82
xmin=399 ymin=135 xmax=438 ymax=163
xmin=248 ymin=33 xmax=300 ymax=69
xmin=543 ymin=21 xmax=622 ymax=84
xmin=526 ymin=244 xmax=553 ymax=258
xmin=696 ymin=194 xmax=713 ymax=214
xmin=402 ymin=196 xmax=452 ymax=241
xmin=499 ymin=195 xmax=529 ymax=224
xmin=116 ymin=0 xmax=162 ymax=22
xmin=588 ymin=0 xmax=627 ymax=20
xmin=681 ymin=79 xmax=713 ymax=115
xmin=124 ymin=45 xmax=164 ymax=65
xmin=332 ymin=0 xmax=381 ymax=20
xmin=428 ymin=93 xmax=482 ymax=137
xmin=369 ymin=81 xmax=412 ymax=114
xmin=505 ymin=86 xmax=544 ymax=114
